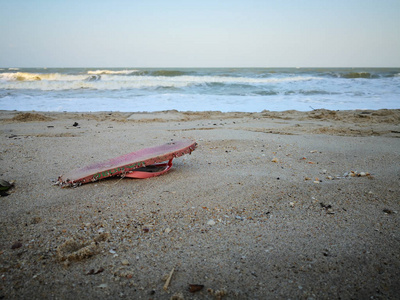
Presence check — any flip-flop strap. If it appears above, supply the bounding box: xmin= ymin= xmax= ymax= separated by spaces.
xmin=124 ymin=159 xmax=173 ymax=179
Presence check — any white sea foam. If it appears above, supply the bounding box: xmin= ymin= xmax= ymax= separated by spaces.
xmin=0 ymin=72 xmax=318 ymax=90
xmin=1 ymin=68 xmax=399 ymax=112
xmin=0 ymin=72 xmax=88 ymax=82
xmin=87 ymin=69 xmax=139 ymax=75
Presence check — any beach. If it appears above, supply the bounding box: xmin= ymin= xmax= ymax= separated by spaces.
xmin=0 ymin=109 xmax=399 ymax=299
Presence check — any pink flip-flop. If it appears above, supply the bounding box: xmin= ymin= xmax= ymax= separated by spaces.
xmin=124 ymin=158 xmax=173 ymax=179
xmin=58 ymin=140 xmax=197 ymax=187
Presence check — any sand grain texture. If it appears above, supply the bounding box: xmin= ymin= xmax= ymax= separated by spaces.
xmin=0 ymin=110 xmax=399 ymax=299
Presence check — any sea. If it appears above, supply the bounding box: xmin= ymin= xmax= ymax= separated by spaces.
xmin=0 ymin=68 xmax=399 ymax=112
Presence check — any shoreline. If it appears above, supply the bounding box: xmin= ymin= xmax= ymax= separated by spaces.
xmin=1 ymin=108 xmax=400 ymax=137
xmin=1 ymin=107 xmax=400 ymax=119
xmin=0 ymin=109 xmax=399 ymax=299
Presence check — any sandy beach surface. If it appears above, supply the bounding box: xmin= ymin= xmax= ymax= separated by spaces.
xmin=0 ymin=109 xmax=399 ymax=299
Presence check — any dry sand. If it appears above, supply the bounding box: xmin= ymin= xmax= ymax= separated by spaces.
xmin=0 ymin=109 xmax=399 ymax=299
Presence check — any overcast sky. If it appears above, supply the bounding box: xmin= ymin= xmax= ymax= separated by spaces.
xmin=1 ymin=0 xmax=399 ymax=67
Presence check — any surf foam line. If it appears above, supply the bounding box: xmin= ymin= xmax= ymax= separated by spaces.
xmin=0 ymin=72 xmax=88 ymax=82
xmin=0 ymin=72 xmax=320 ymax=89
xmin=87 ymin=70 xmax=139 ymax=75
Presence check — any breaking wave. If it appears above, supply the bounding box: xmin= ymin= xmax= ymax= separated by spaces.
xmin=150 ymin=70 xmax=189 ymax=77
xmin=0 ymin=72 xmax=48 ymax=81
xmin=87 ymin=69 xmax=138 ymax=75
xmin=327 ymin=70 xmax=400 ymax=79
xmin=0 ymin=72 xmax=87 ymax=82
xmin=1 ymin=67 xmax=399 ymax=113
xmin=0 ymin=71 xmax=318 ymax=90
xmin=85 ymin=75 xmax=101 ymax=81
xmin=339 ymin=72 xmax=375 ymax=79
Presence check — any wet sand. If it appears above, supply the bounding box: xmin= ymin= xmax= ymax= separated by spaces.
xmin=0 ymin=109 xmax=399 ymax=299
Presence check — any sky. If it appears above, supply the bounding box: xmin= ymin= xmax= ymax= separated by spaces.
xmin=1 ymin=0 xmax=399 ymax=68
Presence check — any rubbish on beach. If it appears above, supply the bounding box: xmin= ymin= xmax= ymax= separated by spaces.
xmin=189 ymin=284 xmax=204 ymax=293
xmin=163 ymin=267 xmax=175 ymax=291
xmin=11 ymin=242 xmax=22 ymax=249
xmin=0 ymin=180 xmax=15 ymax=197
xmin=57 ymin=140 xmax=197 ymax=187
xmin=0 ymin=179 xmax=14 ymax=191
xmin=86 ymin=267 xmax=104 ymax=275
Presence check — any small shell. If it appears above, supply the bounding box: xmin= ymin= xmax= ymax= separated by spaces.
xmin=207 ymin=219 xmax=216 ymax=226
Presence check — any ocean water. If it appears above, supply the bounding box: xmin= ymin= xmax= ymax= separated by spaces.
xmin=0 ymin=67 xmax=399 ymax=112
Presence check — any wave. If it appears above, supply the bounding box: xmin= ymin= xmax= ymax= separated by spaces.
xmin=85 ymin=75 xmax=101 ymax=81
xmin=327 ymin=70 xmax=400 ymax=79
xmin=176 ymin=75 xmax=317 ymax=86
xmin=299 ymin=90 xmax=336 ymax=95
xmin=150 ymin=70 xmax=189 ymax=77
xmin=0 ymin=72 xmax=93 ymax=82
xmin=0 ymin=72 xmax=318 ymax=89
xmin=2 ymin=68 xmax=399 ymax=113
xmin=340 ymin=72 xmax=376 ymax=79
xmin=0 ymin=72 xmax=51 ymax=81
xmin=253 ymin=90 xmax=279 ymax=96
xmin=87 ymin=69 xmax=138 ymax=75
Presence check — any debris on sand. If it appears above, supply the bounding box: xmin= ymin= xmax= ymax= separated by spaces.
xmin=11 ymin=112 xmax=54 ymax=122
xmin=163 ymin=267 xmax=175 ymax=291
xmin=57 ymin=233 xmax=109 ymax=262
xmin=189 ymin=284 xmax=204 ymax=293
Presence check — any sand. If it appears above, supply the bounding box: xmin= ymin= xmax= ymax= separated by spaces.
xmin=0 ymin=109 xmax=399 ymax=299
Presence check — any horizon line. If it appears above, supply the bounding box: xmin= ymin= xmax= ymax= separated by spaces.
xmin=2 ymin=66 xmax=400 ymax=69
